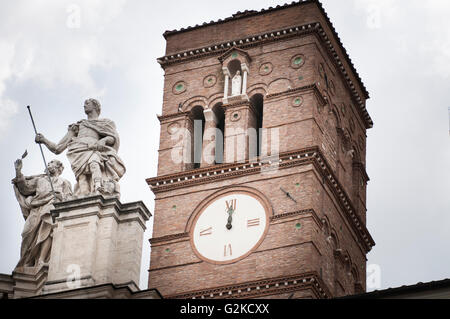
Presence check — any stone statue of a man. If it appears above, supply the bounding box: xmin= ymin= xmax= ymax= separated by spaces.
xmin=232 ymin=71 xmax=242 ymax=96
xmin=35 ymin=99 xmax=126 ymax=198
xmin=12 ymin=158 xmax=72 ymax=268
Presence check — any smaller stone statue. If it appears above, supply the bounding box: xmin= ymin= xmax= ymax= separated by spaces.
xmin=231 ymin=71 xmax=242 ymax=96
xmin=12 ymin=158 xmax=73 ymax=268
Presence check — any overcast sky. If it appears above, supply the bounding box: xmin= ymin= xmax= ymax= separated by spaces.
xmin=0 ymin=0 xmax=449 ymax=293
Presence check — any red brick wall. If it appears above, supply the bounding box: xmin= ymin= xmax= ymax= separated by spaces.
xmin=149 ymin=165 xmax=367 ymax=297
xmin=149 ymin=2 xmax=371 ymax=299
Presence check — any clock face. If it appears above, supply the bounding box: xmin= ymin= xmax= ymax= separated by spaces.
xmin=191 ymin=193 xmax=269 ymax=264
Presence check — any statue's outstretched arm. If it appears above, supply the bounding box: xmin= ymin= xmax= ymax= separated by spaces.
xmin=12 ymin=159 xmax=37 ymax=196
xmin=35 ymin=127 xmax=76 ymax=155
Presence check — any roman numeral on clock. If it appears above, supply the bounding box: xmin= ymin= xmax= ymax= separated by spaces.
xmin=199 ymin=227 xmax=212 ymax=236
xmin=225 ymin=199 xmax=236 ymax=211
xmin=247 ymin=218 xmax=260 ymax=227
xmin=224 ymin=244 xmax=232 ymax=257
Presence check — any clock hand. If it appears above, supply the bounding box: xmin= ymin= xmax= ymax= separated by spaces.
xmin=226 ymin=208 xmax=234 ymax=230
xmin=225 ymin=199 xmax=237 ymax=230
xmin=280 ymin=187 xmax=297 ymax=203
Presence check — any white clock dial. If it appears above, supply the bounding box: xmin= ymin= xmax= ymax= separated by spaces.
xmin=191 ymin=193 xmax=269 ymax=264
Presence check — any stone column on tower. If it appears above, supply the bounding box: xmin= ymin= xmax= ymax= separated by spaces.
xmin=223 ymin=101 xmax=258 ymax=163
xmin=241 ymin=63 xmax=249 ymax=97
xmin=222 ymin=67 xmax=230 ymax=104
xmin=201 ymin=108 xmax=219 ymax=167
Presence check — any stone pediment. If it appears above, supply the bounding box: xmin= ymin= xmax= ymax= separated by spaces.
xmin=218 ymin=47 xmax=251 ymax=65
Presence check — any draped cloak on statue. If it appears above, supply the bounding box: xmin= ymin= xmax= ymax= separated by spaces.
xmin=67 ymin=119 xmax=126 ymax=194
xmin=12 ymin=174 xmax=72 ymax=268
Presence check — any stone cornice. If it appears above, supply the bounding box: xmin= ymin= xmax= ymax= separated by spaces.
xmin=161 ymin=0 xmax=370 ymax=104
xmin=147 ymin=147 xmax=318 ymax=192
xmin=222 ymin=99 xmax=251 ymax=109
xmin=271 ymin=208 xmax=322 ymax=229
xmin=308 ymin=150 xmax=375 ymax=252
xmin=165 ymin=272 xmax=331 ymax=299
xmin=51 ymin=195 xmax=152 ymax=222
xmin=157 ymin=111 xmax=189 ymax=123
xmin=157 ymin=84 xmax=324 ymax=120
xmin=266 ymin=83 xmax=327 ymax=106
xmin=218 ymin=47 xmax=252 ymax=64
xmin=150 ymin=232 xmax=189 ymax=246
xmin=146 ymin=147 xmax=375 ymax=252
xmin=158 ymin=20 xmax=372 ymax=128
xmin=31 ymin=283 xmax=162 ymax=299
xmin=162 ymin=2 xmax=307 ymax=38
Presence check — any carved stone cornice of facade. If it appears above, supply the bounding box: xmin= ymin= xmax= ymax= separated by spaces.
xmin=158 ymin=20 xmax=372 ymax=129
xmin=146 ymin=146 xmax=375 ymax=252
xmin=146 ymin=147 xmax=318 ymax=192
xmin=222 ymin=100 xmax=259 ymax=117
xmin=51 ymin=195 xmax=152 ymax=229
xmin=218 ymin=47 xmax=252 ymax=64
xmin=30 ymin=283 xmax=162 ymax=299
xmin=161 ymin=0 xmax=370 ymax=100
xmin=222 ymin=99 xmax=251 ymax=109
xmin=165 ymin=272 xmax=331 ymax=299
xmin=271 ymin=208 xmax=322 ymax=229
xmin=309 ymin=150 xmax=375 ymax=252
xmin=156 ymin=83 xmax=324 ymax=122
xmin=52 ymin=194 xmax=149 ymax=214
xmin=266 ymin=83 xmax=327 ymax=106
xmin=150 ymin=232 xmax=189 ymax=246
xmin=157 ymin=111 xmax=189 ymax=123
xmin=158 ymin=23 xmax=317 ymax=68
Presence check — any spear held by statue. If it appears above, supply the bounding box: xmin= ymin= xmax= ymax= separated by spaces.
xmin=26 ymin=105 xmax=56 ymax=198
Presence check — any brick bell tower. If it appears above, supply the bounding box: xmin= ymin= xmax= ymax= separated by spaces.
xmin=146 ymin=0 xmax=374 ymax=299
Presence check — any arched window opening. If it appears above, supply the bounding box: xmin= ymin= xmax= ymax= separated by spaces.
xmin=189 ymin=106 xmax=205 ymax=169
xmin=250 ymin=94 xmax=264 ymax=158
xmin=227 ymin=59 xmax=242 ymax=78
xmin=212 ymin=103 xmax=225 ymax=164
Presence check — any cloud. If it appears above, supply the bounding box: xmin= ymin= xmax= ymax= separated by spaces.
xmin=0 ymin=40 xmax=18 ymax=134
xmin=352 ymin=0 xmax=450 ymax=79
xmin=355 ymin=0 xmax=398 ymax=30
xmin=418 ymin=2 xmax=450 ymax=79
xmin=0 ymin=0 xmax=128 ymax=139
xmin=0 ymin=98 xmax=18 ymax=135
